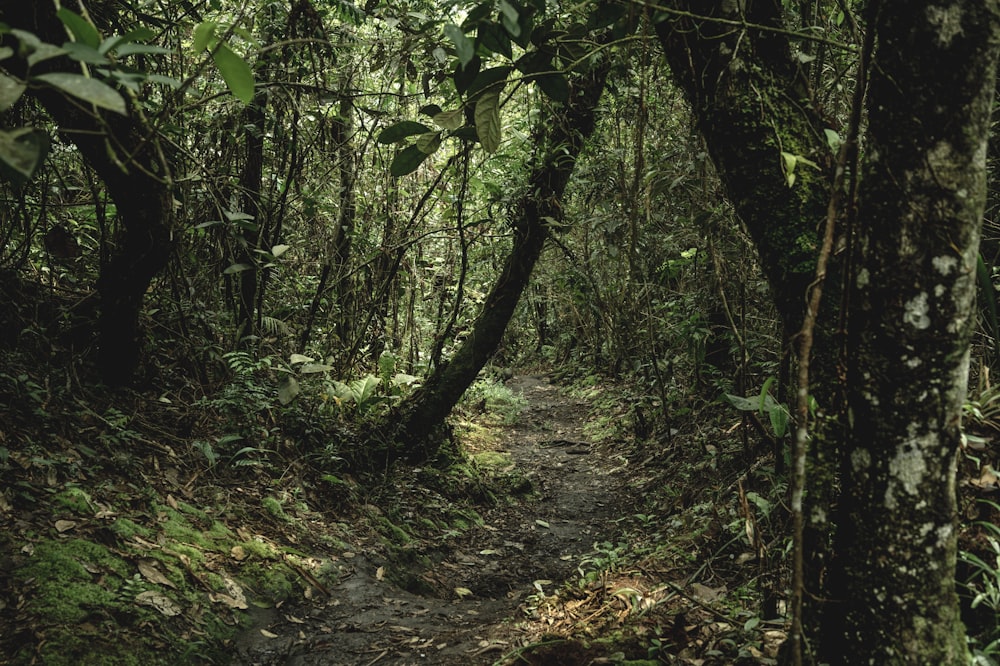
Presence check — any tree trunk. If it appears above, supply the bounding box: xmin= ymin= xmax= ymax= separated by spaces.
xmin=654 ymin=0 xmax=1000 ymax=661
xmin=653 ymin=1 xmax=844 ymax=647
xmin=2 ymin=4 xmax=175 ymax=386
xmin=833 ymin=3 xmax=1000 ymax=663
xmin=381 ymin=62 xmax=611 ymax=458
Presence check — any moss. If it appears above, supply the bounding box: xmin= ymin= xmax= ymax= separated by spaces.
xmin=238 ymin=538 xmax=281 ymax=560
xmin=470 ymin=450 xmax=512 ymax=469
xmin=241 ymin=561 xmax=295 ymax=600
xmin=262 ymin=496 xmax=289 ymax=522
xmin=153 ymin=505 xmax=232 ymax=550
xmin=52 ymin=487 xmax=96 ymax=515
xmin=110 ymin=517 xmax=154 ymax=540
xmin=375 ymin=516 xmax=412 ymax=545
xmin=19 ymin=538 xmax=128 ymax=625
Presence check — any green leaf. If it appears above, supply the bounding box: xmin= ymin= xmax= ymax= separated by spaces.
xmin=0 ymin=47 xmax=14 ymax=61
xmin=0 ymin=127 xmax=49 ymax=187
xmin=33 ymin=73 xmax=127 ymax=114
xmin=300 ymin=363 xmax=334 ymax=374
xmin=466 ymin=65 xmax=510 ymax=99
xmin=57 ymin=9 xmax=101 ymax=49
xmin=223 ymin=263 xmax=253 ymax=274
xmin=0 ymin=74 xmax=27 ymax=112
xmin=444 ymin=24 xmax=475 ymax=67
xmin=378 ymin=120 xmax=433 ymax=143
xmin=534 ymin=72 xmax=568 ymax=102
xmin=432 ymin=109 xmax=464 ymax=130
xmin=499 ymin=0 xmax=521 ymax=37
xmin=100 ymin=28 xmax=156 ymax=54
xmin=192 ymin=21 xmax=217 ymax=52
xmin=270 ymin=244 xmax=290 ymax=258
xmin=277 ymin=376 xmax=299 ymax=405
xmin=415 ymin=131 xmax=442 ymax=154
xmin=63 ymin=42 xmax=110 ymax=65
xmin=349 ymin=375 xmax=381 ymax=405
xmin=453 ymin=55 xmax=481 ymax=94
xmin=390 ymin=144 xmax=431 ymax=177
xmin=475 ymin=91 xmax=501 ymax=153
xmin=212 ymin=43 xmax=254 ymax=104
xmin=768 ymin=405 xmax=789 ymax=439
xmin=478 ymin=22 xmax=512 ymax=59
xmin=289 ymin=353 xmax=314 ymax=364
xmin=113 ymin=43 xmax=174 ymax=57
xmin=724 ymin=393 xmax=759 ymax=412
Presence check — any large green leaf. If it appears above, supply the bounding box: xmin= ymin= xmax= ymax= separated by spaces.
xmin=415 ymin=131 xmax=442 ymax=154
xmin=444 ymin=24 xmax=475 ymax=67
xmin=378 ymin=120 xmax=433 ymax=143
xmin=212 ymin=43 xmax=254 ymax=104
xmin=499 ymin=0 xmax=521 ymax=37
xmin=466 ymin=65 xmax=510 ymax=99
xmin=63 ymin=42 xmax=110 ymax=65
xmin=33 ymin=73 xmax=126 ymax=114
xmin=478 ymin=22 xmax=512 ymax=59
xmin=192 ymin=22 xmax=217 ymax=52
xmin=57 ymin=8 xmax=101 ymax=49
xmin=432 ymin=109 xmax=464 ymax=130
xmin=475 ymin=91 xmax=501 ymax=153
xmin=349 ymin=375 xmax=381 ymax=409
xmin=0 ymin=74 xmax=26 ymax=112
xmin=390 ymin=144 xmax=431 ymax=177
xmin=534 ymin=72 xmax=568 ymax=102
xmin=0 ymin=127 xmax=49 ymax=187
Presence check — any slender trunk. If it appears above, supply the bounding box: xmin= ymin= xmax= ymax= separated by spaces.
xmin=381 ymin=63 xmax=611 ymax=458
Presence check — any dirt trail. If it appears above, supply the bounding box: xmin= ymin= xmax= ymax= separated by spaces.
xmin=235 ymin=375 xmax=634 ymax=665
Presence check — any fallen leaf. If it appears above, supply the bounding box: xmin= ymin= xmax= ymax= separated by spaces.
xmin=230 ymin=545 xmax=248 ymax=561
xmin=260 ymin=629 xmax=279 ymax=638
xmin=375 ymin=566 xmax=385 ymax=581
xmin=166 ymin=494 xmax=179 ymax=510
xmin=479 ymin=549 xmax=500 ymax=556
xmin=454 ymin=587 xmax=473 ymax=598
xmin=285 ymin=614 xmax=304 ymax=624
xmin=534 ymin=519 xmax=550 ymax=529
xmin=135 ymin=591 xmax=181 ymax=616
xmin=54 ymin=520 xmax=76 ymax=533
xmin=210 ymin=576 xmax=248 ymax=609
xmin=138 ymin=559 xmax=176 ymax=589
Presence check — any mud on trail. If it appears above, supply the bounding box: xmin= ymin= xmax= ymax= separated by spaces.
xmin=235 ymin=375 xmax=637 ymax=665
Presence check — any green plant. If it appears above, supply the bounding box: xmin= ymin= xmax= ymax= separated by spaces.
xmin=724 ymin=377 xmax=790 ymax=439
xmin=960 ymin=501 xmax=1000 ymax=662
xmin=462 ymin=377 xmax=527 ymax=425
xmin=964 ymin=383 xmax=1000 ymax=433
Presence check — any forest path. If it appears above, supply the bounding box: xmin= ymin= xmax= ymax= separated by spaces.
xmin=234 ymin=374 xmax=634 ymax=665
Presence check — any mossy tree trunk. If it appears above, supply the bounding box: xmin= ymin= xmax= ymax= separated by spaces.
xmin=655 ymin=0 xmax=1000 ymax=662
xmin=653 ymin=0 xmax=845 ymax=649
xmin=833 ymin=3 xmax=1000 ymax=663
xmin=2 ymin=4 xmax=175 ymax=386
xmin=381 ymin=62 xmax=611 ymax=458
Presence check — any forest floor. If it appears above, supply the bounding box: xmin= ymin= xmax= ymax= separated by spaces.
xmin=1 ymin=368 xmax=791 ymax=666
xmin=232 ymin=374 xmax=641 ymax=665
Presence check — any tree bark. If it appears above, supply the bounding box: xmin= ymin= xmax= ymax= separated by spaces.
xmin=653 ymin=1 xmax=845 ymax=651
xmin=654 ymin=0 xmax=1000 ymax=662
xmin=2 ymin=4 xmax=175 ymax=386
xmin=835 ymin=3 xmax=1000 ymax=663
xmin=381 ymin=62 xmax=611 ymax=458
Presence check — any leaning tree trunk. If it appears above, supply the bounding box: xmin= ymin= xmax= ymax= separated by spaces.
xmin=833 ymin=3 xmax=1000 ymax=663
xmin=2 ymin=4 xmax=174 ymax=386
xmin=380 ymin=62 xmax=611 ymax=459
